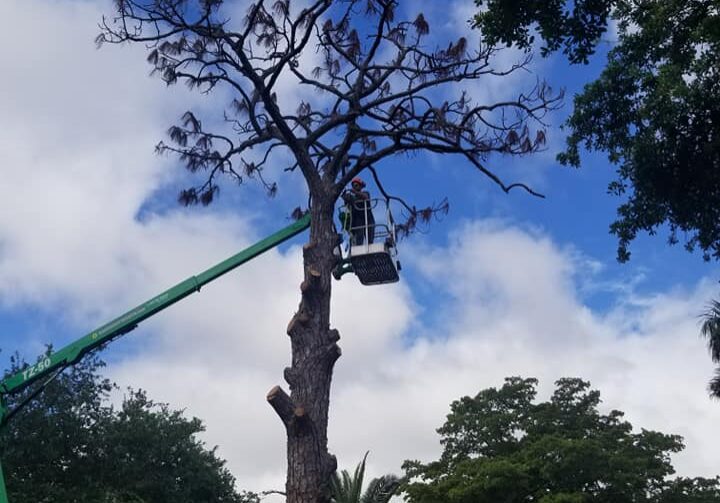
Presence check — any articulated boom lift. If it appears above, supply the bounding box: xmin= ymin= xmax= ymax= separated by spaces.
xmin=0 ymin=215 xmax=312 ymax=503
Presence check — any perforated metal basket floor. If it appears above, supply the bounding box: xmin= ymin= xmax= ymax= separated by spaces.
xmin=350 ymin=251 xmax=399 ymax=285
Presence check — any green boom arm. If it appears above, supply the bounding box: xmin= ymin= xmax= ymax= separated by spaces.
xmin=0 ymin=214 xmax=309 ymax=398
xmin=0 ymin=213 xmax=310 ymax=502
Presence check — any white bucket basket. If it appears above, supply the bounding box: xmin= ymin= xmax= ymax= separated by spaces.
xmin=339 ymin=198 xmax=400 ymax=285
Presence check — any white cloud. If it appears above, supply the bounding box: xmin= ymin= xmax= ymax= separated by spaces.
xmin=0 ymin=0 xmax=202 ymax=312
xmin=320 ymin=222 xmax=719 ymax=486
xmin=110 ymin=221 xmax=720 ymax=495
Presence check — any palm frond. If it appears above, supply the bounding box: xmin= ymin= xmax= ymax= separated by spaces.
xmin=709 ymin=367 xmax=720 ymax=400
xmin=700 ymin=298 xmax=720 ymax=362
xmin=330 ymin=452 xmax=400 ymax=503
xmin=351 ymin=452 xmax=369 ymax=502
xmin=330 ymin=470 xmax=354 ymax=503
xmin=330 ymin=452 xmax=369 ymax=503
xmin=330 ymin=451 xmax=401 ymax=503
xmin=361 ymin=474 xmax=401 ymax=503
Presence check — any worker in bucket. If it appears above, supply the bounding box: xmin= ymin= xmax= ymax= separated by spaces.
xmin=341 ymin=177 xmax=375 ymax=245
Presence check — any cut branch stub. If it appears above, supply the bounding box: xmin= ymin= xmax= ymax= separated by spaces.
xmin=314 ymin=341 xmax=342 ymax=368
xmin=293 ymin=406 xmax=310 ymax=431
xmin=267 ymin=385 xmax=312 ymax=433
xmin=267 ymin=385 xmax=296 ymax=425
xmin=284 ymin=366 xmax=298 ymax=386
xmin=286 ymin=309 xmax=312 ymax=336
xmin=300 ymin=267 xmax=322 ymax=293
xmin=302 ymin=242 xmax=316 ymax=257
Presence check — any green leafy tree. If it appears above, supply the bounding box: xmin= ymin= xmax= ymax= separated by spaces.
xmin=474 ymin=0 xmax=615 ymax=65
xmin=402 ymin=377 xmax=720 ymax=502
xmin=330 ymin=453 xmax=400 ymax=503
xmin=0 ymin=351 xmax=258 ymax=503
xmin=473 ymin=0 xmax=720 ymax=395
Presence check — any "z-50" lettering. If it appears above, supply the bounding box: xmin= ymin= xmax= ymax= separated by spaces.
xmin=22 ymin=358 xmax=52 ymax=381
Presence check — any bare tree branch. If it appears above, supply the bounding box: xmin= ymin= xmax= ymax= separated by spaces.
xmin=98 ymin=0 xmax=561 ymax=210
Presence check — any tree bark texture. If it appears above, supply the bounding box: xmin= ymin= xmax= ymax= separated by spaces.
xmin=269 ymin=197 xmax=340 ymax=503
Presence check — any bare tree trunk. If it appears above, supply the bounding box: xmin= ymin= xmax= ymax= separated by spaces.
xmin=268 ymin=196 xmax=340 ymax=503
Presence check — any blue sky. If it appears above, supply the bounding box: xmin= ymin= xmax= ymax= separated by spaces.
xmin=1 ymin=0 xmax=718 ymax=496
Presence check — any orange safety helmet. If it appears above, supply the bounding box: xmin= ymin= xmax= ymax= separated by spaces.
xmin=351 ymin=177 xmax=366 ymax=188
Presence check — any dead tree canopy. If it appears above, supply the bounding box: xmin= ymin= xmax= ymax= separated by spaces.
xmin=99 ymin=0 xmax=561 ymax=222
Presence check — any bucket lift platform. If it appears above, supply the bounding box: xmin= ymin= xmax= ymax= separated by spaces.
xmin=334 ymin=197 xmax=400 ymax=285
xmin=348 ymin=241 xmax=400 ymax=285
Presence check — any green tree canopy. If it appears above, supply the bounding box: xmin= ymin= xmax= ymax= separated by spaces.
xmin=474 ymin=0 xmax=720 ymax=398
xmin=402 ymin=377 xmax=720 ymax=502
xmin=474 ymin=0 xmax=614 ymax=64
xmin=474 ymin=0 xmax=720 ymax=263
xmin=0 ymin=351 xmax=258 ymax=503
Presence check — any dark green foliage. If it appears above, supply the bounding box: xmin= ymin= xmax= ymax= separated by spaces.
xmin=402 ymin=377 xmax=720 ymax=502
xmin=561 ymin=0 xmax=720 ymax=265
xmin=658 ymin=477 xmax=720 ymax=502
xmin=473 ymin=0 xmax=720 ymax=397
xmin=0 ymin=351 xmax=258 ymax=503
xmin=474 ymin=0 xmax=720 ymax=265
xmin=474 ymin=0 xmax=614 ymax=64
xmin=701 ymin=299 xmax=720 ymax=398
